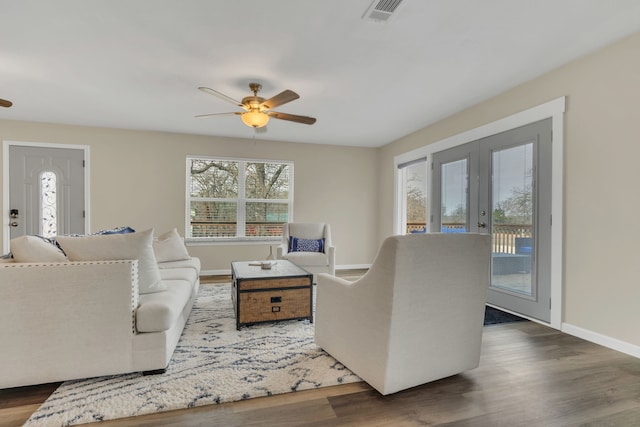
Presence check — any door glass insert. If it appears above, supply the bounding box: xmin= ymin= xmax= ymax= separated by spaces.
xmin=404 ymin=162 xmax=427 ymax=234
xmin=40 ymin=171 xmax=57 ymax=238
xmin=490 ymin=143 xmax=534 ymax=296
xmin=441 ymin=158 xmax=468 ymax=232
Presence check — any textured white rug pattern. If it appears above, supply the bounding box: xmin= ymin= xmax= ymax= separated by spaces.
xmin=25 ymin=284 xmax=360 ymax=426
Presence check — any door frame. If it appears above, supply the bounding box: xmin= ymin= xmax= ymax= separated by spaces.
xmin=394 ymin=96 xmax=564 ymax=329
xmin=2 ymin=140 xmax=90 ymax=253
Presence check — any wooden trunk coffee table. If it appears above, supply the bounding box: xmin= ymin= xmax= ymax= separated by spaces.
xmin=231 ymin=260 xmax=313 ymax=330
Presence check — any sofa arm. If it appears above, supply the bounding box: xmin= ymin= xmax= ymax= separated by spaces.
xmin=0 ymin=260 xmax=140 ymax=388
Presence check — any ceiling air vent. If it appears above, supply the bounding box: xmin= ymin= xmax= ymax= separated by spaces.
xmin=363 ymin=0 xmax=404 ymax=23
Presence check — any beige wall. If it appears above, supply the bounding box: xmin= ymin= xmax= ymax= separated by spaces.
xmin=379 ymin=31 xmax=640 ymax=347
xmin=1 ymin=122 xmax=379 ymax=272
xmin=3 ymin=30 xmax=640 ymax=351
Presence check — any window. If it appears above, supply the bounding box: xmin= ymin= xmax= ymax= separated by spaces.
xmin=398 ymin=158 xmax=427 ymax=234
xmin=187 ymin=157 xmax=293 ymax=241
xmin=40 ymin=170 xmax=57 ymax=238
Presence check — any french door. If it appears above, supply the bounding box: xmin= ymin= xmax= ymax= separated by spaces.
xmin=7 ymin=145 xmax=86 ymax=241
xmin=431 ymin=119 xmax=552 ymax=322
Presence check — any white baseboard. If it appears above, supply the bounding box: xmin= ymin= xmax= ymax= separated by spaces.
xmin=200 ymin=264 xmax=371 ymax=277
xmin=201 ymin=269 xmax=231 ymax=276
xmin=562 ymin=323 xmax=640 ymax=359
xmin=336 ymin=264 xmax=371 ymax=270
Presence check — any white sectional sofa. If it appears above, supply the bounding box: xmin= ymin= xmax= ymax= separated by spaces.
xmin=0 ymin=228 xmax=200 ymax=389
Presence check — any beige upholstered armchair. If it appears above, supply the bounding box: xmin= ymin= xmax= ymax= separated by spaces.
xmin=277 ymin=223 xmax=335 ymax=279
xmin=315 ymin=233 xmax=491 ymax=395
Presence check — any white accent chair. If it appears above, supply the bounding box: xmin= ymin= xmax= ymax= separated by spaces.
xmin=277 ymin=223 xmax=335 ymax=280
xmin=315 ymin=233 xmax=491 ymax=395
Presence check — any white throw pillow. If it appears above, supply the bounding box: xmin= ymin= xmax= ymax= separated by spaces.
xmin=153 ymin=228 xmax=191 ymax=263
xmin=9 ymin=235 xmax=68 ymax=262
xmin=57 ymin=228 xmax=166 ymax=294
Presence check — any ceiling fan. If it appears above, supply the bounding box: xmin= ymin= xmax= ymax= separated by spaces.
xmin=196 ymin=83 xmax=316 ymax=128
xmin=0 ymin=98 xmax=12 ymax=108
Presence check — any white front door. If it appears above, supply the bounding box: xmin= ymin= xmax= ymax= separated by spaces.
xmin=7 ymin=145 xmax=86 ymax=241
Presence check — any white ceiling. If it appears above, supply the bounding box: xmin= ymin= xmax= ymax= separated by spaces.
xmin=1 ymin=1 xmax=640 ymax=148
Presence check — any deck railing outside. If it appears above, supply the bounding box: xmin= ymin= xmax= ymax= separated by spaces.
xmin=190 ymin=221 xmax=284 ymax=238
xmin=407 ymin=222 xmax=532 ymax=254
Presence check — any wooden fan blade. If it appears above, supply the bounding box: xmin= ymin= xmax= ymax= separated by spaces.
xmin=261 ymin=90 xmax=299 ymax=110
xmin=0 ymin=98 xmax=13 ymax=108
xmin=198 ymin=87 xmax=244 ymax=108
xmin=195 ymin=112 xmax=241 ymax=118
xmin=268 ymin=111 xmax=316 ymax=125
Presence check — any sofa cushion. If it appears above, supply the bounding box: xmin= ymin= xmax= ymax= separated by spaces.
xmin=57 ymin=229 xmax=165 ymax=294
xmin=158 ymin=267 xmax=199 ymax=284
xmin=9 ymin=235 xmax=67 ymax=262
xmin=157 ymin=257 xmax=201 ymax=274
xmin=283 ymin=251 xmax=328 ymax=266
xmin=92 ymin=226 xmax=136 ymax=235
xmin=136 ymin=279 xmax=193 ymax=333
xmin=153 ymin=228 xmax=191 ymax=263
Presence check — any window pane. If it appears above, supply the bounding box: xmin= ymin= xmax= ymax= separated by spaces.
xmin=404 ymin=163 xmax=426 ymax=234
xmin=190 ymin=201 xmax=237 ymax=237
xmin=245 ymin=202 xmax=289 ymax=237
xmin=491 ymin=143 xmax=534 ymax=296
xmin=441 ymin=158 xmax=467 ymax=232
xmin=245 ymin=163 xmax=290 ymax=199
xmin=40 ymin=171 xmax=57 ymax=237
xmin=189 ymin=160 xmax=238 ymax=198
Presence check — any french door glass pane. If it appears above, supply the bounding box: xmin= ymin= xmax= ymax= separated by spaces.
xmin=441 ymin=159 xmax=467 ymax=232
xmin=405 ymin=162 xmax=426 ymax=234
xmin=491 ymin=143 xmax=534 ymax=296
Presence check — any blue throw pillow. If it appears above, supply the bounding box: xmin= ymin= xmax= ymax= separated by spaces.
xmin=92 ymin=226 xmax=136 ymax=235
xmin=289 ymin=236 xmax=324 ymax=253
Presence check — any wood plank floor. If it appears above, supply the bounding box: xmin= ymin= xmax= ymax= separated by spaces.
xmin=3 ymin=278 xmax=640 ymax=426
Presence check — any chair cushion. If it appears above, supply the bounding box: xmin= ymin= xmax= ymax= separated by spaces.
xmin=289 ymin=236 xmax=324 ymax=253
xmin=136 ymin=279 xmax=192 ymax=332
xmin=283 ymin=251 xmax=329 ymax=267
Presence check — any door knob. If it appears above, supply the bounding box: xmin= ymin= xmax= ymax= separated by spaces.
xmin=10 ymin=221 xmax=18 ymax=227
xmin=478 ymin=222 xmax=487 ymax=228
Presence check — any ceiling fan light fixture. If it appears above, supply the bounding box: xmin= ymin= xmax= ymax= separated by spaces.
xmin=241 ymin=110 xmax=269 ymax=128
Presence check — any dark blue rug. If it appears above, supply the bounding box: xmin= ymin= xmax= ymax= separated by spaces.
xmin=484 ymin=306 xmax=527 ymax=325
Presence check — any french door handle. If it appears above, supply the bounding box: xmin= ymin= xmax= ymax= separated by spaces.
xmin=478 ymin=222 xmax=487 ymax=228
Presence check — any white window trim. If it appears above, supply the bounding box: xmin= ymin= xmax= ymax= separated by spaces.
xmin=393 ymin=96 xmax=565 ymax=330
xmin=185 ymin=155 xmax=294 ymax=245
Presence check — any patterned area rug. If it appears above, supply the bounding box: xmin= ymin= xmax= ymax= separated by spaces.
xmin=25 ymin=284 xmax=361 ymax=427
